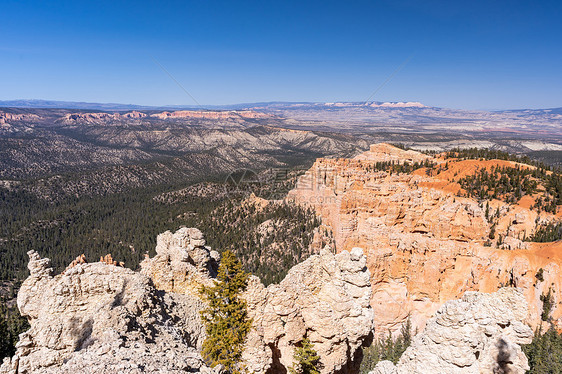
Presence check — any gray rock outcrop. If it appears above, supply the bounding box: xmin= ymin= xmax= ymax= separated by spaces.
xmin=1 ymin=228 xmax=374 ymax=374
xmin=243 ymin=246 xmax=374 ymax=374
xmin=0 ymin=248 xmax=216 ymax=374
xmin=369 ymin=288 xmax=534 ymax=374
xmin=140 ymin=227 xmax=220 ymax=294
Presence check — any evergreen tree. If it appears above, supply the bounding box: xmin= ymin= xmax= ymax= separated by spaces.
xmin=199 ymin=250 xmax=252 ymax=374
xmin=540 ymin=288 xmax=554 ymax=322
xmin=523 ymin=326 xmax=562 ymax=374
xmin=289 ymin=338 xmax=321 ymax=374
xmin=0 ymin=303 xmax=11 ymax=360
xmin=360 ymin=318 xmax=413 ymax=373
xmin=0 ymin=300 xmax=28 ymax=361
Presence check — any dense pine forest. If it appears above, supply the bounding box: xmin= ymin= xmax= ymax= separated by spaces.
xmin=0 ymin=183 xmax=204 ymax=280
xmin=0 ymin=299 xmax=28 ymax=360
xmin=0 ymin=166 xmax=323 ymax=361
xmin=201 ymin=199 xmax=324 ymax=285
xmin=0 ymin=172 xmax=319 ymax=283
xmin=523 ymin=326 xmax=562 ymax=373
xmin=365 ymin=159 xmax=436 ymax=174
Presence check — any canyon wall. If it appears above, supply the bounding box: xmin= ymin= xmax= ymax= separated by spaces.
xmin=287 ymin=143 xmax=562 ymax=335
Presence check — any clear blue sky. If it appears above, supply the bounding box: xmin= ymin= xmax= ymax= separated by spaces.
xmin=1 ymin=0 xmax=561 ymax=109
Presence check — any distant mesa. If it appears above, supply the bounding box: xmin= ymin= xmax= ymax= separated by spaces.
xmin=150 ymin=110 xmax=271 ymax=120
xmin=374 ymin=101 xmax=426 ymax=108
xmin=321 ymin=101 xmax=427 ymax=108
xmin=57 ymin=109 xmax=271 ymax=122
xmin=0 ymin=112 xmax=41 ymax=124
xmin=121 ymin=110 xmax=148 ymax=119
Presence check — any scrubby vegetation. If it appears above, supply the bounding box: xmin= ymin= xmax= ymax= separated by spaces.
xmin=360 ymin=319 xmax=412 ymax=373
xmin=526 ymin=222 xmax=562 ymax=242
xmin=457 ymin=165 xmax=538 ymax=203
xmin=535 ymin=268 xmax=545 ymax=282
xmin=447 ymin=148 xmax=562 ymax=213
xmin=365 ymin=159 xmax=435 ymax=174
xmin=540 ymin=288 xmax=554 ymax=322
xmin=445 ymin=148 xmax=547 ymax=167
xmin=533 ymin=172 xmax=562 ymax=213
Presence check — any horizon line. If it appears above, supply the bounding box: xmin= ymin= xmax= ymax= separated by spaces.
xmin=0 ymin=98 xmax=560 ymax=112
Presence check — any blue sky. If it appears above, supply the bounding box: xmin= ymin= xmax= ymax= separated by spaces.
xmin=1 ymin=0 xmax=561 ymax=109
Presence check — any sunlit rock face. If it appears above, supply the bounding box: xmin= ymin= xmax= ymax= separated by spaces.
xmin=140 ymin=227 xmax=220 ymax=294
xmin=287 ymin=143 xmax=562 ymax=335
xmin=243 ymin=246 xmax=374 ymax=374
xmin=369 ymin=288 xmax=534 ymax=374
xmin=0 ymin=248 xmax=214 ymax=374
xmin=1 ymin=228 xmax=374 ymax=374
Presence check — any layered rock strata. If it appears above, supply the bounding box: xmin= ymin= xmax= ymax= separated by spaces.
xmin=150 ymin=110 xmax=271 ymax=120
xmin=287 ymin=143 xmax=562 ymax=334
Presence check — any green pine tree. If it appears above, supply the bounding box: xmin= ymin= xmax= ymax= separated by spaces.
xmin=523 ymin=325 xmax=562 ymax=373
xmin=289 ymin=338 xmax=321 ymax=374
xmin=0 ymin=303 xmax=11 ymax=360
xmin=359 ymin=317 xmax=413 ymax=373
xmin=199 ymin=250 xmax=252 ymax=374
xmin=540 ymin=288 xmax=554 ymax=322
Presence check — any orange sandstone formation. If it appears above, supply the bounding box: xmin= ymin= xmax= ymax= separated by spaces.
xmin=287 ymin=143 xmax=562 ymax=335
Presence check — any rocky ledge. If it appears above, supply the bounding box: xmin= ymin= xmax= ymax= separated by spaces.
xmin=1 ymin=228 xmax=373 ymax=374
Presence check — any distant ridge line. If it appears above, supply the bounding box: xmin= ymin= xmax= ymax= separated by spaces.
xmin=0 ymin=99 xmax=560 ymax=113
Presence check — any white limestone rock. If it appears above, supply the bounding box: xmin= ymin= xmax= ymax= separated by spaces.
xmin=369 ymin=288 xmax=533 ymax=374
xmin=242 ymin=246 xmax=374 ymax=374
xmin=1 ymin=248 xmax=213 ymax=374
xmin=1 ymin=229 xmax=374 ymax=374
